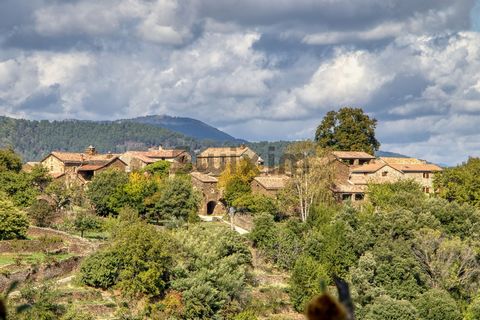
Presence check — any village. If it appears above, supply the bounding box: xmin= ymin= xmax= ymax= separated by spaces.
xmin=27 ymin=144 xmax=443 ymax=217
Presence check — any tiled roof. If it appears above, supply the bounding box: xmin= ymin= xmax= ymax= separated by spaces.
xmin=50 ymin=172 xmax=65 ymax=179
xmin=50 ymin=151 xmax=121 ymax=163
xmin=144 ymin=149 xmax=186 ymax=158
xmin=332 ymin=151 xmax=375 ymax=159
xmin=198 ymin=146 xmax=249 ymax=157
xmin=351 ymin=162 xmax=386 ymax=173
xmin=190 ymin=171 xmax=218 ymax=183
xmin=380 ymin=157 xmax=425 ymax=165
xmin=77 ymin=164 xmax=104 ymax=171
xmin=253 ymin=175 xmax=290 ymax=190
xmin=390 ymin=164 xmax=443 ymax=172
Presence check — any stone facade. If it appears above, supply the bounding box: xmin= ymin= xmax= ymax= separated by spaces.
xmin=190 ymin=171 xmax=225 ymax=215
xmin=196 ymin=145 xmax=263 ymax=174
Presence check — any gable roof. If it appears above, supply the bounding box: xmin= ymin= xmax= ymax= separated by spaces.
xmin=351 ymin=162 xmax=387 ymax=173
xmin=380 ymin=157 xmax=425 ymax=165
xmin=332 ymin=151 xmax=375 ymax=160
xmin=198 ymin=146 xmax=250 ymax=158
xmin=48 ymin=151 xmax=121 ymax=164
xmin=390 ymin=163 xmax=443 ymax=172
xmin=190 ymin=171 xmax=218 ymax=183
xmin=253 ymin=175 xmax=290 ymax=190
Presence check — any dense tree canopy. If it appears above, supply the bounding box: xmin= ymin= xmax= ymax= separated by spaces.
xmin=314 ymin=107 xmax=380 ymax=154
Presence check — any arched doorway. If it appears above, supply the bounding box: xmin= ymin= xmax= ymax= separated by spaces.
xmin=207 ymin=201 xmax=216 ymax=215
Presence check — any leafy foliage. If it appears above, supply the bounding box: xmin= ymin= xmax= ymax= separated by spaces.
xmin=86 ymin=169 xmax=129 ymax=216
xmin=0 ymin=194 xmax=29 ymax=240
xmin=314 ymin=107 xmax=380 ymax=154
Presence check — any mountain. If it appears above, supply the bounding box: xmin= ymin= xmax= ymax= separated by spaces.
xmin=125 ymin=115 xmax=244 ymax=143
xmin=375 ymin=150 xmax=409 ymax=158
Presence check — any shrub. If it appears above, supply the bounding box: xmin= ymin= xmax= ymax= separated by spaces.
xmin=364 ymin=296 xmax=417 ymax=320
xmin=80 ymin=250 xmax=123 ymax=289
xmin=288 ymin=255 xmax=330 ymax=312
xmin=28 ymin=199 xmax=55 ymax=227
xmin=414 ymin=289 xmax=461 ymax=320
xmin=0 ymin=195 xmax=29 ymax=240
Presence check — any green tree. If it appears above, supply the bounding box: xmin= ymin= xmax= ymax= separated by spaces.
xmin=414 ymin=289 xmax=461 ymax=320
xmin=367 ymin=180 xmax=425 ymax=211
xmin=142 ymin=160 xmax=171 ymax=177
xmin=249 ymin=212 xmax=277 ymax=250
xmin=86 ymin=169 xmax=129 ymax=216
xmin=465 ymin=295 xmax=480 ymax=320
xmin=150 ymin=176 xmax=200 ymax=223
xmin=289 ymin=255 xmax=330 ymax=312
xmin=224 ymin=177 xmax=251 ymax=206
xmin=0 ymin=194 xmax=29 ymax=240
xmin=73 ymin=208 xmax=100 ymax=237
xmin=434 ymin=157 xmax=480 ymax=207
xmin=364 ymin=296 xmax=417 ymax=320
xmin=80 ymin=220 xmax=174 ymax=298
xmin=232 ymin=193 xmax=278 ymax=216
xmin=28 ymin=199 xmax=55 ymax=227
xmin=314 ymin=107 xmax=380 ymax=154
xmin=0 ymin=147 xmax=22 ymax=172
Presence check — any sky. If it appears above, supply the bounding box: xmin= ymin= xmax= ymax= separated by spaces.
xmin=1 ymin=0 xmax=480 ymax=165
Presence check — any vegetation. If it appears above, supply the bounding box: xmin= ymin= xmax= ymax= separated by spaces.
xmin=0 ymin=194 xmax=29 ymax=240
xmin=315 ymin=107 xmax=380 ymax=154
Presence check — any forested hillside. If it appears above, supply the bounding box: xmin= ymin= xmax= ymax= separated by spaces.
xmin=0 ymin=116 xmax=207 ymax=161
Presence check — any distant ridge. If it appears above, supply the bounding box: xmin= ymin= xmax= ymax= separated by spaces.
xmin=124 ymin=115 xmax=245 ymax=143
xmin=375 ymin=150 xmax=409 ymax=158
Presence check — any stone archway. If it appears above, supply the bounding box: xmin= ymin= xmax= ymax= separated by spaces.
xmin=207 ymin=201 xmax=217 ymax=215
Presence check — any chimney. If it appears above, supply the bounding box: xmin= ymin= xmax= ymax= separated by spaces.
xmin=85 ymin=145 xmax=97 ymax=155
xmin=106 ymin=151 xmax=113 ymax=159
xmin=158 ymin=145 xmax=163 ymax=150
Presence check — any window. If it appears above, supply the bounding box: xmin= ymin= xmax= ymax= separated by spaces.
xmin=423 ymin=187 xmax=430 ymax=193
xmin=382 ymin=171 xmax=388 ymax=177
xmin=355 ymin=193 xmax=364 ymax=201
xmin=342 ymin=194 xmax=352 ymax=201
xmin=423 ymin=172 xmax=430 ymax=178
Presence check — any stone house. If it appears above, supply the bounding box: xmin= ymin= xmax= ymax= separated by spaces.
xmin=349 ymin=157 xmax=442 ymax=194
xmin=251 ymin=175 xmax=290 ymax=197
xmin=190 ymin=171 xmax=225 ymax=215
xmin=120 ymin=146 xmax=191 ymax=172
xmin=196 ymin=145 xmax=263 ymax=174
xmin=41 ymin=146 xmax=127 ymax=184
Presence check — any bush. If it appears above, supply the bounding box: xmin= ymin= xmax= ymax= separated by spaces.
xmin=414 ymin=289 xmax=461 ymax=320
xmin=80 ymin=250 xmax=123 ymax=289
xmin=364 ymin=296 xmax=417 ymax=320
xmin=465 ymin=295 xmax=480 ymax=320
xmin=80 ymin=220 xmax=173 ymax=298
xmin=86 ymin=169 xmax=129 ymax=216
xmin=250 ymin=213 xmax=276 ymax=250
xmin=0 ymin=195 xmax=29 ymax=240
xmin=233 ymin=193 xmax=278 ymax=216
xmin=28 ymin=199 xmax=55 ymax=227
xmin=288 ymin=255 xmax=330 ymax=312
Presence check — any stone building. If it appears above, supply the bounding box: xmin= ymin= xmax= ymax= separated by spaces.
xmin=41 ymin=146 xmax=126 ymax=184
xmin=251 ymin=175 xmax=290 ymax=197
xmin=120 ymin=146 xmax=191 ymax=172
xmin=196 ymin=145 xmax=263 ymax=175
xmin=190 ymin=171 xmax=225 ymax=215
xmin=348 ymin=157 xmax=442 ymax=195
xmin=331 ymin=151 xmax=376 ymax=166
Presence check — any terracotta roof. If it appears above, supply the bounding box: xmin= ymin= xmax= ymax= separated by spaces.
xmin=380 ymin=157 xmax=426 ymax=165
xmin=50 ymin=172 xmax=65 ymax=179
xmin=50 ymin=151 xmax=121 ymax=164
xmin=77 ymin=164 xmax=104 ymax=171
xmin=390 ymin=163 xmax=443 ymax=172
xmin=198 ymin=146 xmax=249 ymax=157
xmin=332 ymin=151 xmax=375 ymax=159
xmin=351 ymin=162 xmax=386 ymax=173
xmin=253 ymin=175 xmax=290 ymax=190
xmin=190 ymin=171 xmax=218 ymax=183
xmin=144 ymin=149 xmax=186 ymax=158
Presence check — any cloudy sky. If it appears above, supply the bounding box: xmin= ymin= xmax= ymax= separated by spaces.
xmin=1 ymin=0 xmax=480 ymax=164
